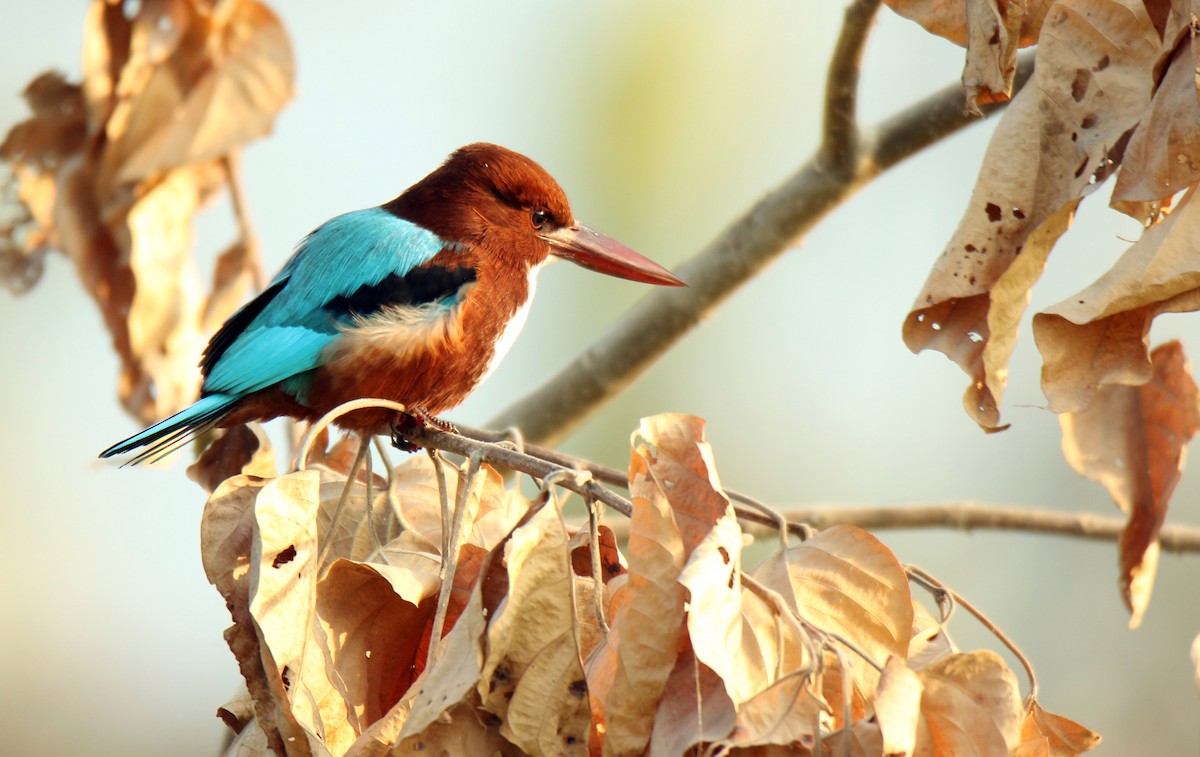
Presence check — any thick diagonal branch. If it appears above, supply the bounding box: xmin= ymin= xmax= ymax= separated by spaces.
xmin=489 ymin=21 xmax=1035 ymax=445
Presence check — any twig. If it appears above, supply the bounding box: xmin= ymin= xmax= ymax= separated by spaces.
xmin=455 ymin=423 xmax=1200 ymax=553
xmin=486 ymin=21 xmax=1035 ymax=446
xmin=907 ymin=565 xmax=1039 ymax=704
xmin=221 ymin=151 xmax=266 ymax=291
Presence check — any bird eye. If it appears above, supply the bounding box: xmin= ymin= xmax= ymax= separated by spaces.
xmin=531 ymin=209 xmax=550 ymax=230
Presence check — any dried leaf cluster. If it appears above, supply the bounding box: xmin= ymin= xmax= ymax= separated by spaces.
xmin=0 ymin=0 xmax=293 ymax=423
xmin=196 ymin=413 xmax=1097 ymax=756
xmin=887 ymin=0 xmax=1200 ymax=622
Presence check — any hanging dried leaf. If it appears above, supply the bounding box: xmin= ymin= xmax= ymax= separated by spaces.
xmin=904 ymin=0 xmax=1158 ymax=430
xmin=2 ymin=0 xmax=294 ymax=424
xmin=1014 ymin=699 xmax=1102 ymax=756
xmin=585 ymin=418 xmax=689 ymax=757
xmin=1111 ymin=10 xmax=1200 ymax=218
xmin=186 ymin=423 xmax=274 ymax=493
xmin=1059 ymin=341 xmax=1200 ymax=626
xmin=883 ymin=0 xmax=1053 ymax=110
xmin=1035 ymin=189 xmax=1200 ymax=413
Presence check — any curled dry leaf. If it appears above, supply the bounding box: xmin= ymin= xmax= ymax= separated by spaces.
xmin=1059 ymin=341 xmax=1200 ymax=627
xmin=478 ymin=501 xmax=591 ymax=756
xmin=585 ymin=419 xmax=690 ymax=757
xmin=883 ymin=0 xmax=1053 ymax=111
xmin=904 ymin=0 xmax=1158 ymax=430
xmin=186 ymin=423 xmax=275 ymax=493
xmin=1112 ymin=22 xmax=1200 ymax=217
xmin=1014 ymin=699 xmax=1102 ymax=757
xmin=1035 ymin=189 xmax=1200 ymax=414
xmin=2 ymin=0 xmax=293 ymax=423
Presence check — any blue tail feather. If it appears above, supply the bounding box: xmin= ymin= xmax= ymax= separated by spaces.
xmin=100 ymin=394 xmax=237 ymax=463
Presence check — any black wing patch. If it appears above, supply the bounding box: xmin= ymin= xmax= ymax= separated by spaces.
xmin=200 ymin=278 xmax=288 ymax=377
xmin=323 ymin=264 xmax=477 ymax=319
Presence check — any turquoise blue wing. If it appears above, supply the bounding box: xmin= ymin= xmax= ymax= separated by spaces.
xmin=200 ymin=207 xmax=447 ymax=398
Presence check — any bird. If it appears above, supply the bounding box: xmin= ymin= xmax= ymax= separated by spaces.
xmin=100 ymin=143 xmax=684 ymax=464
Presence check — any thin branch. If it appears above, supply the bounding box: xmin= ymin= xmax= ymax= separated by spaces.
xmin=821 ymin=0 xmax=883 ymax=170
xmin=426 ymin=424 xmax=1200 ymax=553
xmin=488 ymin=38 xmax=1034 ymax=447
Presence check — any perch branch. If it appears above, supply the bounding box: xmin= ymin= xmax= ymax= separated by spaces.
xmin=425 ymin=424 xmax=1200 ymax=553
xmin=488 ymin=14 xmax=1035 ymax=446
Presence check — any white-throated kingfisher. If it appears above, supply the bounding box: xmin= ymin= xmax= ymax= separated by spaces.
xmin=101 ymin=143 xmax=684 ymax=463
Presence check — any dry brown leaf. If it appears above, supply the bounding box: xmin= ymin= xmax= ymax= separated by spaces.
xmin=916 ymin=651 xmax=1023 ymax=755
xmin=727 ymin=668 xmax=822 ymax=752
xmin=390 ymin=700 xmax=521 ymax=756
xmin=1035 ymin=189 xmax=1200 ymax=413
xmin=907 ymin=598 xmax=957 ymax=671
xmin=315 ymin=560 xmax=437 ymax=732
xmin=883 ymin=0 xmax=1052 ymax=110
xmin=647 ymin=649 xmax=737 ymax=757
xmin=753 ymin=525 xmax=913 ymax=695
xmin=2 ymin=0 xmax=294 ymax=424
xmin=586 ymin=418 xmax=690 ymax=757
xmin=1112 ymin=24 xmax=1200 ymax=216
xmin=1059 ymin=340 xmax=1200 ymax=626
xmin=478 ymin=500 xmax=590 ymax=756
xmin=905 ymin=0 xmax=1158 ymax=430
xmin=391 ymin=572 xmax=487 ymax=743
xmin=247 ymin=471 xmax=355 ymax=755
xmin=1014 ymin=699 xmax=1102 ymax=756
xmin=187 ymin=423 xmax=275 ymax=493
xmin=817 ymin=649 xmax=868 ymax=733
xmin=874 ymin=656 xmax=923 ymax=757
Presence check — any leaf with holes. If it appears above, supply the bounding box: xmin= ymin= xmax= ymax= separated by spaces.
xmin=904 ymin=0 xmax=1158 ymax=430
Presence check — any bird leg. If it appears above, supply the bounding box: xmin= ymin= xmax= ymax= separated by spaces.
xmin=389 ymin=407 xmax=457 ymax=452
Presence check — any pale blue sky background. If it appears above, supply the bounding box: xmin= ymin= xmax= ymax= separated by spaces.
xmin=1 ymin=3 xmax=1197 ymax=755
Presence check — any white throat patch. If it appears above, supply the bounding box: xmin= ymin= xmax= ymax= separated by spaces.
xmin=479 ymin=263 xmax=541 ymax=385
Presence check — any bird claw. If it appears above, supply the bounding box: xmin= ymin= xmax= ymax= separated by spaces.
xmin=389 ymin=408 xmax=456 ymax=452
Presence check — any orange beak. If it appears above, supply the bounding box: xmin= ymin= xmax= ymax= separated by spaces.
xmin=541 ymin=224 xmax=685 ymax=287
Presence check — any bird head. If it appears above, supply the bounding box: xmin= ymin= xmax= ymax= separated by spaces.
xmin=386 ymin=143 xmax=684 ymax=287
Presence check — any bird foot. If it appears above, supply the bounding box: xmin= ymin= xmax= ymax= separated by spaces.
xmin=389 ymin=408 xmax=457 ymax=452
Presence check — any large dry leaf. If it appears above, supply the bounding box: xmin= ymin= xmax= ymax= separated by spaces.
xmin=2 ymin=0 xmax=294 ymax=424
xmin=904 ymin=0 xmax=1158 ymax=430
xmin=479 ymin=501 xmax=590 ymax=756
xmin=247 ymin=471 xmax=356 ymax=756
xmin=315 ymin=560 xmax=437 ymax=734
xmin=915 ymin=651 xmax=1023 ymax=754
xmin=187 ymin=423 xmax=275 ymax=493
xmin=1112 ymin=24 xmax=1200 ymax=215
xmin=392 ymin=574 xmax=488 ymax=743
xmin=1014 ymin=699 xmax=1102 ymax=756
xmin=586 ymin=418 xmax=690 ymax=757
xmin=753 ymin=525 xmax=913 ymax=695
xmin=1035 ymin=189 xmax=1200 ymax=413
xmin=647 ymin=649 xmax=737 ymax=757
xmin=883 ymin=0 xmax=1053 ymax=111
xmin=1059 ymin=340 xmax=1200 ymax=626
